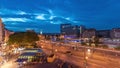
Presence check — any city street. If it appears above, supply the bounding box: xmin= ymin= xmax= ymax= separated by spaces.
xmin=0 ymin=47 xmax=78 ymax=68
xmin=1 ymin=59 xmax=17 ymax=68
xmin=0 ymin=0 xmax=120 ymax=68
xmin=39 ymin=40 xmax=120 ymax=68
xmin=0 ymin=54 xmax=18 ymax=68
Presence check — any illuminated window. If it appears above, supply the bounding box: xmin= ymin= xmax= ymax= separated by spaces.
xmin=62 ymin=26 xmax=65 ymax=28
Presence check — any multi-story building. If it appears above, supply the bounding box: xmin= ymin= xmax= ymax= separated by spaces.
xmin=60 ymin=24 xmax=79 ymax=39
xmin=110 ymin=28 xmax=120 ymax=39
xmin=0 ymin=18 xmax=5 ymax=43
xmin=60 ymin=23 xmax=71 ymax=34
xmin=4 ymin=28 xmax=14 ymax=42
xmin=79 ymin=25 xmax=86 ymax=38
xmin=96 ymin=30 xmax=110 ymax=38
xmin=82 ymin=29 xmax=96 ymax=38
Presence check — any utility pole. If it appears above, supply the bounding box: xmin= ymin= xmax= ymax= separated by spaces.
xmin=50 ymin=36 xmax=54 ymax=54
xmin=79 ymin=26 xmax=82 ymax=42
xmin=84 ymin=46 xmax=88 ymax=68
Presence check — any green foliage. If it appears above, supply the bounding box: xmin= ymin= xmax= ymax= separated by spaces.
xmin=81 ymin=42 xmax=86 ymax=46
xmin=98 ymin=44 xmax=108 ymax=48
xmin=93 ymin=37 xmax=99 ymax=47
xmin=8 ymin=32 xmax=39 ymax=47
xmin=114 ymin=46 xmax=120 ymax=50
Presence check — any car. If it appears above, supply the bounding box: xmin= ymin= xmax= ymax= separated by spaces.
xmin=65 ymin=51 xmax=72 ymax=55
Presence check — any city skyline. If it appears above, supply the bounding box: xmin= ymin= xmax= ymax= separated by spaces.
xmin=0 ymin=0 xmax=120 ymax=33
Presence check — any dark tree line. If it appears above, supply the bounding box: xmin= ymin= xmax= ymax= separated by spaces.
xmin=7 ymin=32 xmax=39 ymax=48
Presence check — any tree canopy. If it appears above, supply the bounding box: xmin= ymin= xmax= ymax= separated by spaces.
xmin=8 ymin=31 xmax=39 ymax=48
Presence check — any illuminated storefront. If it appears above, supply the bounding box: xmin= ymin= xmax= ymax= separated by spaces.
xmin=16 ymin=48 xmax=45 ymax=63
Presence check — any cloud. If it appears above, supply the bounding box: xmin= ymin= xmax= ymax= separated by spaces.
xmin=0 ymin=9 xmax=29 ymax=15
xmin=35 ymin=14 xmax=46 ymax=20
xmin=16 ymin=11 xmax=28 ymax=15
xmin=48 ymin=9 xmax=54 ymax=15
xmin=49 ymin=15 xmax=56 ymax=20
xmin=2 ymin=18 xmax=32 ymax=22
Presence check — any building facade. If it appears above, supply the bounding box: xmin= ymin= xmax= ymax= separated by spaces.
xmin=60 ymin=24 xmax=79 ymax=39
xmin=4 ymin=29 xmax=14 ymax=42
xmin=82 ymin=29 xmax=96 ymax=38
xmin=0 ymin=18 xmax=5 ymax=43
xmin=110 ymin=28 xmax=120 ymax=39
xmin=96 ymin=30 xmax=110 ymax=38
xmin=79 ymin=25 xmax=86 ymax=38
xmin=60 ymin=23 xmax=71 ymax=34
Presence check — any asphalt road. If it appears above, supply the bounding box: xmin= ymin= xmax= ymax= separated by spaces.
xmin=39 ymin=41 xmax=120 ymax=68
xmin=2 ymin=40 xmax=120 ymax=68
xmin=0 ymin=51 xmax=78 ymax=68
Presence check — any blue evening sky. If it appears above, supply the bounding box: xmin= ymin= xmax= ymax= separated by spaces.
xmin=0 ymin=0 xmax=120 ymax=33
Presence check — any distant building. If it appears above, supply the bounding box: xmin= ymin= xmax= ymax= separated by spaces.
xmin=96 ymin=30 xmax=110 ymax=38
xmin=60 ymin=23 xmax=71 ymax=34
xmin=82 ymin=29 xmax=96 ymax=38
xmin=0 ymin=18 xmax=5 ymax=43
xmin=26 ymin=29 xmax=35 ymax=32
xmin=79 ymin=25 xmax=86 ymax=38
xmin=0 ymin=18 xmax=14 ymax=43
xmin=60 ymin=24 xmax=79 ymax=39
xmin=41 ymin=33 xmax=60 ymax=39
xmin=4 ymin=28 xmax=14 ymax=42
xmin=110 ymin=28 xmax=120 ymax=39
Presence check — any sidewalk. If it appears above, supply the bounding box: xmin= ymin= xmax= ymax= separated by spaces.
xmin=0 ymin=53 xmax=19 ymax=68
xmin=0 ymin=59 xmax=18 ymax=68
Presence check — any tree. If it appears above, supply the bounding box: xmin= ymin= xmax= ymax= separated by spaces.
xmin=114 ymin=46 xmax=120 ymax=50
xmin=91 ymin=36 xmax=99 ymax=47
xmin=7 ymin=32 xmax=39 ymax=48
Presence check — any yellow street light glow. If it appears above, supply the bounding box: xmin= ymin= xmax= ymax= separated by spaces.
xmin=41 ymin=46 xmax=44 ymax=48
xmin=24 ymin=50 xmax=38 ymax=52
xmin=85 ymin=56 xmax=88 ymax=60
xmin=23 ymin=61 xmax=26 ymax=64
xmin=55 ymin=49 xmax=58 ymax=52
xmin=87 ymin=49 xmax=91 ymax=52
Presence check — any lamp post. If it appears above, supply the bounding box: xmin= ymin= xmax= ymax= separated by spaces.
xmin=91 ymin=43 xmax=95 ymax=54
xmin=84 ymin=46 xmax=87 ymax=68
xmin=50 ymin=36 xmax=55 ymax=54
xmin=84 ymin=47 xmax=91 ymax=68
xmin=50 ymin=36 xmax=53 ymax=54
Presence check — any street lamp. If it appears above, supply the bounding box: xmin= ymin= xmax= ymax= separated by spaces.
xmin=50 ymin=36 xmax=54 ymax=54
xmin=41 ymin=46 xmax=44 ymax=48
xmin=84 ymin=48 xmax=91 ymax=68
xmin=91 ymin=43 xmax=95 ymax=54
xmin=87 ymin=49 xmax=91 ymax=58
xmin=23 ymin=61 xmax=26 ymax=64
xmin=55 ymin=49 xmax=58 ymax=52
xmin=84 ymin=47 xmax=87 ymax=68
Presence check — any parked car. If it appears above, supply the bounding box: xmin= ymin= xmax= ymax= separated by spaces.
xmin=65 ymin=51 xmax=72 ymax=55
